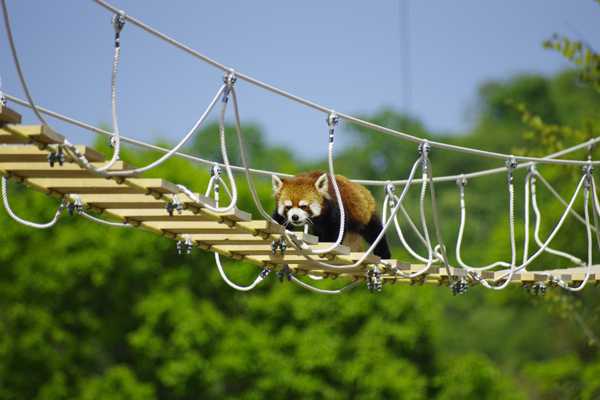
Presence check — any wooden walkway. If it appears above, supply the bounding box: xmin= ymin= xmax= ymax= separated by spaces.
xmin=1 ymin=105 xmax=598 ymax=291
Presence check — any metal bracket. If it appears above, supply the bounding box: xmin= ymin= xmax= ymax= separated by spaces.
xmin=48 ymin=146 xmax=66 ymax=167
xmin=177 ymin=234 xmax=193 ymax=255
xmin=277 ymin=264 xmax=292 ymax=282
xmin=67 ymin=194 xmax=84 ymax=216
xmin=271 ymin=236 xmax=287 ymax=255
xmin=166 ymin=195 xmax=183 ymax=217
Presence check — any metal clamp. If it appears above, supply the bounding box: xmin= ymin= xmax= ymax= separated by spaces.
xmin=67 ymin=194 xmax=84 ymax=216
xmin=166 ymin=195 xmax=183 ymax=217
xmin=505 ymin=156 xmax=518 ymax=185
xmin=47 ymin=146 xmax=66 ymax=167
xmin=277 ymin=264 xmax=292 ymax=282
xmin=111 ymin=10 xmax=126 ymax=33
xmin=222 ymin=70 xmax=237 ymax=102
xmin=271 ymin=236 xmax=287 ymax=255
xmin=177 ymin=234 xmax=193 ymax=255
xmin=366 ymin=265 xmax=382 ymax=293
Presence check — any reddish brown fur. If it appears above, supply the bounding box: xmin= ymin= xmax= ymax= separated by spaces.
xmin=272 ymin=170 xmax=392 ymax=259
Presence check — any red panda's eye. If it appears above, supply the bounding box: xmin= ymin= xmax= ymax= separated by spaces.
xmin=300 ymin=205 xmax=307 ymax=210
xmin=285 ymin=206 xmax=292 ymax=210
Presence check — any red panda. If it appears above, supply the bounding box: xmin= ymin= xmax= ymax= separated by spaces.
xmin=272 ymin=170 xmax=391 ymax=259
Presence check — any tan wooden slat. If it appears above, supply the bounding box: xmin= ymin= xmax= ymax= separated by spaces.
xmin=0 ymin=161 xmax=141 ymax=178
xmin=78 ymin=192 xmax=210 ymax=209
xmin=250 ymin=252 xmax=380 ymax=266
xmin=28 ymin=178 xmax=179 ymax=195
xmin=289 ymin=265 xmax=368 ymax=277
xmin=0 ymin=125 xmax=65 ymax=144
xmin=106 ymin=207 xmax=251 ymax=222
xmin=189 ymin=234 xmax=274 ymax=245
xmin=148 ymin=220 xmax=284 ymax=234
xmin=217 ymin=242 xmax=351 ymax=256
xmin=0 ymin=106 xmax=22 ymax=124
xmin=0 ymin=145 xmax=105 ymax=162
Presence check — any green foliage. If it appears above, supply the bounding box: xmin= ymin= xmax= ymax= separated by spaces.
xmin=5 ymin=16 xmax=600 ymax=398
xmin=544 ymin=34 xmax=600 ymax=93
xmin=434 ymin=353 xmax=527 ymax=400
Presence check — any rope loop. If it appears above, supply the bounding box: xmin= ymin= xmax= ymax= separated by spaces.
xmin=327 ymin=111 xmax=339 ymax=143
xmin=111 ymin=10 xmax=126 ymax=34
xmin=418 ymin=140 xmax=430 ymax=158
xmin=505 ymin=156 xmax=518 ymax=184
xmin=418 ymin=140 xmax=430 ymax=174
xmin=67 ymin=194 xmax=84 ymax=216
xmin=456 ymin=175 xmax=467 ymax=189
xmin=222 ymin=69 xmax=236 ymax=102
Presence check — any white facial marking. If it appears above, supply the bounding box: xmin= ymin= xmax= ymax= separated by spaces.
xmin=310 ymin=203 xmax=322 ymax=216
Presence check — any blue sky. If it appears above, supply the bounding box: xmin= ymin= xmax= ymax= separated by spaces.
xmin=1 ymin=0 xmax=599 ymax=161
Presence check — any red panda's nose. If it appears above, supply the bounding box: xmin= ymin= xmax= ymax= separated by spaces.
xmin=291 ymin=214 xmax=299 ymax=222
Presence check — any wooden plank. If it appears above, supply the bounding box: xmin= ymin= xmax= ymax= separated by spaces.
xmin=0 ymin=161 xmax=141 ymax=178
xmin=290 ymin=265 xmax=368 ymax=278
xmin=78 ymin=192 xmax=208 ymax=209
xmin=148 ymin=220 xmax=284 ymax=234
xmin=0 ymin=145 xmax=105 ymax=162
xmin=0 ymin=106 xmax=22 ymax=124
xmin=28 ymin=178 xmax=179 ymax=195
xmin=0 ymin=125 xmax=65 ymax=144
xmin=217 ymin=242 xmax=351 ymax=256
xmin=106 ymin=207 xmax=251 ymax=222
xmin=189 ymin=234 xmax=275 ymax=245
xmin=251 ymin=251 xmax=379 ymax=266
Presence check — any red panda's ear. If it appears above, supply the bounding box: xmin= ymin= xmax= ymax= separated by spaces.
xmin=272 ymin=175 xmax=283 ymax=194
xmin=315 ymin=174 xmax=331 ymax=199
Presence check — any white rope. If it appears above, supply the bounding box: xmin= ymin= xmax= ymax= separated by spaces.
xmin=530 ymin=170 xmax=586 ymax=267
xmin=64 ymin=84 xmax=226 ymax=177
xmin=290 ymin=276 xmax=359 ymax=294
xmin=88 ymin=0 xmax=600 ymax=168
xmin=491 ymin=173 xmax=587 ymax=283
xmin=468 ymin=161 xmax=519 ymax=290
xmin=300 ymin=112 xmax=346 ymax=255
xmin=1 ymin=177 xmax=66 ymax=229
xmin=534 ymin=170 xmax=596 ymax=232
xmin=542 ymin=171 xmax=593 ymax=292
xmin=93 ymin=10 xmax=125 ymax=173
xmin=383 ymin=190 xmax=430 ymax=263
xmin=455 ymin=178 xmax=511 ymax=271
xmin=282 ymin=155 xmax=423 ymax=272
xmin=79 ymin=211 xmax=132 ymax=227
xmin=214 ymin=253 xmax=271 ymax=292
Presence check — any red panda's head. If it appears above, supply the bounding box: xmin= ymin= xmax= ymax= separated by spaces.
xmin=272 ymin=173 xmax=331 ymax=227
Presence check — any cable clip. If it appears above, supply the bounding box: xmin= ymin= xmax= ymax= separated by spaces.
xmin=166 ymin=195 xmax=183 ymax=217
xmin=222 ymin=70 xmax=237 ymax=102
xmin=177 ymin=234 xmax=193 ymax=255
xmin=259 ymin=267 xmax=271 ymax=280
xmin=418 ymin=141 xmax=431 ymax=174
xmin=366 ymin=265 xmax=382 ymax=293
xmin=277 ymin=264 xmax=292 ymax=282
xmin=67 ymin=194 xmax=84 ymax=216
xmin=112 ymin=10 xmax=126 ymax=33
xmin=271 ymin=236 xmax=287 ymax=255
xmin=418 ymin=140 xmax=430 ymax=157
xmin=48 ymin=146 xmax=66 ymax=167
xmin=0 ymin=92 xmax=6 ymax=106
xmin=384 ymin=183 xmax=396 ymax=207
xmin=456 ymin=175 xmax=467 ymax=189
xmin=583 ymin=164 xmax=594 ymax=190
xmin=505 ymin=156 xmax=518 ymax=185
xmin=326 ymin=111 xmax=339 ymax=143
